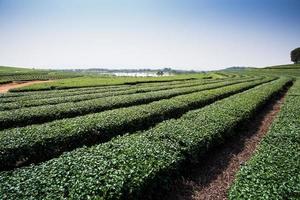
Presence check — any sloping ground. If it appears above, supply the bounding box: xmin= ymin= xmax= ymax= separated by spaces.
xmin=161 ymin=86 xmax=288 ymax=200
xmin=265 ymin=63 xmax=300 ymax=69
xmin=0 ymin=80 xmax=53 ymax=93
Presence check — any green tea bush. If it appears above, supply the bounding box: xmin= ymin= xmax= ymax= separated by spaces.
xmin=0 ymin=78 xmax=269 ymax=170
xmin=0 ymin=78 xmax=290 ymax=200
xmin=229 ymin=80 xmax=300 ymax=200
xmin=0 ymin=77 xmax=264 ymax=129
xmin=0 ymin=78 xmax=231 ymax=110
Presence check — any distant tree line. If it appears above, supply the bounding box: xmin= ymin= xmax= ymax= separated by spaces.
xmin=65 ymin=67 xmax=201 ymax=74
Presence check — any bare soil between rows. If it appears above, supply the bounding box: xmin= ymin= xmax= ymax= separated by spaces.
xmin=159 ymin=88 xmax=289 ymax=200
xmin=0 ymin=80 xmax=53 ymax=93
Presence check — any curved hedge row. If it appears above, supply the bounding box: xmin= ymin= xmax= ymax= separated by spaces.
xmin=0 ymin=78 xmax=291 ymax=200
xmin=8 ymin=75 xmax=201 ymax=92
xmin=0 ymin=78 xmax=220 ymax=102
xmin=0 ymin=78 xmax=232 ymax=111
xmin=229 ymin=80 xmax=300 ymax=200
xmin=0 ymin=78 xmax=270 ymax=170
xmin=0 ymin=77 xmax=261 ymax=129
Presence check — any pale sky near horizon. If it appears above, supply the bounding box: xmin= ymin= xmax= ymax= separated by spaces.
xmin=0 ymin=0 xmax=299 ymax=70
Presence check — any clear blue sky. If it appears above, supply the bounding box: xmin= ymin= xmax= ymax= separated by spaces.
xmin=0 ymin=0 xmax=299 ymax=70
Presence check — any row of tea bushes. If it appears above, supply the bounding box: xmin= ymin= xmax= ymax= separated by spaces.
xmin=0 ymin=78 xmax=291 ymax=199
xmin=0 ymin=77 xmax=264 ymax=129
xmin=7 ymin=75 xmax=204 ymax=92
xmin=0 ymin=77 xmax=225 ymax=102
xmin=0 ymin=78 xmax=269 ymax=170
xmin=229 ymin=80 xmax=299 ymax=200
xmin=0 ymin=78 xmax=237 ymax=111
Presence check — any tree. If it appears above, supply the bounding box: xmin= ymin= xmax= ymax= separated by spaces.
xmin=291 ymin=47 xmax=300 ymax=64
xmin=156 ymin=71 xmax=164 ymax=76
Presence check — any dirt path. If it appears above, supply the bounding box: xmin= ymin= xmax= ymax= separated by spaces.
xmin=0 ymin=80 xmax=53 ymax=93
xmin=161 ymin=90 xmax=288 ymax=200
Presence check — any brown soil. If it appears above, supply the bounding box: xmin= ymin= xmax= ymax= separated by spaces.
xmin=163 ymin=91 xmax=288 ymax=200
xmin=0 ymin=80 xmax=53 ymax=93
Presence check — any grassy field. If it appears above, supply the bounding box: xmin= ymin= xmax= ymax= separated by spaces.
xmin=0 ymin=65 xmax=299 ymax=199
xmin=224 ymin=63 xmax=300 ymax=78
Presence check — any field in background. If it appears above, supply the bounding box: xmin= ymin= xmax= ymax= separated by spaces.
xmin=0 ymin=66 xmax=81 ymax=85
xmin=0 ymin=66 xmax=230 ymax=92
xmin=226 ymin=63 xmax=300 ymax=77
xmin=0 ymin=64 xmax=299 ymax=200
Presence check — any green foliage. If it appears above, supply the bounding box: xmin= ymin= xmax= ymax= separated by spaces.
xmin=229 ymin=80 xmax=300 ymax=200
xmin=265 ymin=63 xmax=300 ymax=69
xmin=0 ymin=78 xmax=210 ymax=100
xmin=0 ymin=79 xmax=228 ymax=110
xmin=1 ymin=64 xmax=298 ymax=199
xmin=291 ymin=47 xmax=300 ymax=64
xmin=0 ymin=77 xmax=290 ymax=200
xmin=0 ymin=77 xmax=260 ymax=129
xmin=221 ymin=64 xmax=300 ymax=78
xmin=0 ymin=66 xmax=81 ymax=84
xmin=0 ymin=77 xmax=271 ymax=170
xmin=8 ymin=73 xmax=215 ymax=92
